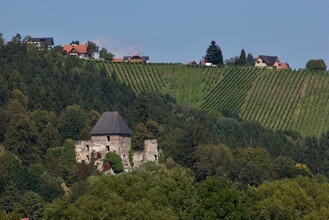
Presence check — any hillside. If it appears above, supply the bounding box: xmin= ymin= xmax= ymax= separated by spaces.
xmin=87 ymin=60 xmax=329 ymax=137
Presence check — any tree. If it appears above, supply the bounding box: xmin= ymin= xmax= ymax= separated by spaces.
xmin=205 ymin=41 xmax=223 ymax=65
xmin=193 ymin=144 xmax=233 ymax=180
xmin=59 ymin=105 xmax=87 ymax=141
xmin=224 ymin=56 xmax=240 ymax=66
xmin=52 ymin=45 xmax=64 ymax=55
xmin=99 ymin=48 xmax=114 ymax=61
xmin=87 ymin=41 xmax=99 ymax=58
xmin=60 ymin=139 xmax=78 ymax=184
xmin=233 ymin=147 xmax=275 ymax=186
xmin=103 ymin=152 xmax=124 ymax=174
xmin=192 ymin=176 xmax=250 ymax=219
xmin=250 ymin=177 xmax=319 ymax=219
xmin=20 ymin=191 xmax=45 ymax=220
xmin=0 ymin=33 xmax=4 ymax=49
xmin=239 ymin=49 xmax=247 ymax=65
xmin=70 ymin=40 xmax=79 ymax=45
xmin=247 ymin=53 xmax=254 ymax=66
xmin=37 ymin=172 xmax=63 ymax=202
xmin=11 ymin=33 xmax=22 ymax=43
xmin=4 ymin=110 xmax=40 ymax=165
xmin=306 ymin=59 xmax=327 ymax=71
xmin=0 ymin=210 xmax=20 ymax=220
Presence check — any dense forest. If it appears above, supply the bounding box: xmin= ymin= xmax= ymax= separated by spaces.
xmin=1 ymin=42 xmax=329 ymax=219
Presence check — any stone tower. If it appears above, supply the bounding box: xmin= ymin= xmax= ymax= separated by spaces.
xmin=75 ymin=111 xmax=132 ymax=171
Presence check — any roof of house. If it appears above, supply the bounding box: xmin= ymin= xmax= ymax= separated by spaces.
xmin=257 ymin=55 xmax=279 ymax=66
xmin=23 ymin=36 xmax=54 ymax=45
xmin=112 ymin=58 xmax=123 ymax=62
xmin=279 ymin=62 xmax=289 ymax=69
xmin=63 ymin=44 xmax=89 ymax=54
xmin=90 ymin=111 xmax=132 ymax=136
xmin=32 ymin=37 xmax=54 ymax=45
xmin=123 ymin=54 xmax=149 ymax=62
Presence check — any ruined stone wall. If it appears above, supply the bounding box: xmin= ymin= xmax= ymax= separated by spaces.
xmin=144 ymin=139 xmax=159 ymax=163
xmin=75 ymin=135 xmax=132 ymax=171
xmin=132 ymin=139 xmax=159 ymax=168
xmin=75 ymin=137 xmax=158 ymax=172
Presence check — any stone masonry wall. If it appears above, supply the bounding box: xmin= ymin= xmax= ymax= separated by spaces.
xmin=75 ymin=137 xmax=158 ymax=172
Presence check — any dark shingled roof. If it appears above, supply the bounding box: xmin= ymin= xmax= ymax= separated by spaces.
xmin=90 ymin=112 xmax=132 ymax=136
xmin=258 ymin=55 xmax=279 ymax=66
xmin=31 ymin=37 xmax=54 ymax=45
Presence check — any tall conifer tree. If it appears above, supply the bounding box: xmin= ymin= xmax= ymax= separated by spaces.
xmin=239 ymin=49 xmax=247 ymax=65
xmin=247 ymin=53 xmax=254 ymax=66
xmin=205 ymin=41 xmax=223 ymax=65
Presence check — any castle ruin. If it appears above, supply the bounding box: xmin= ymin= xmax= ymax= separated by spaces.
xmin=75 ymin=111 xmax=159 ymax=172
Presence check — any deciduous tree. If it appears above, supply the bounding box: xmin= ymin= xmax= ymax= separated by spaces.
xmin=99 ymin=48 xmax=114 ymax=61
xmin=306 ymin=59 xmax=327 ymax=71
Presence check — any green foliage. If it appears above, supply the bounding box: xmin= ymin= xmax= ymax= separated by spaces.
xmin=239 ymin=49 xmax=247 ymax=65
xmin=87 ymin=41 xmax=99 ymax=58
xmin=249 ymin=176 xmax=329 ymax=219
xmin=47 ymin=167 xmax=195 ymax=219
xmin=132 ymin=119 xmax=163 ymax=151
xmin=59 ymin=139 xmax=77 ymax=184
xmin=99 ymin=48 xmax=114 ymax=61
xmin=194 ymin=144 xmax=233 ymax=180
xmin=37 ymin=172 xmax=63 ymax=202
xmin=4 ymin=111 xmax=40 ymax=165
xmin=247 ymin=53 xmax=254 ymax=65
xmin=192 ymin=176 xmax=250 ymax=220
xmin=103 ymin=152 xmax=124 ymax=173
xmin=1 ymin=39 xmax=329 ymax=218
xmin=205 ymin=40 xmax=223 ymax=65
xmin=59 ymin=105 xmax=87 ymax=141
xmin=43 ymin=197 xmax=72 ymax=220
xmin=20 ymin=191 xmax=45 ymax=220
xmin=306 ymin=59 xmax=327 ymax=71
xmin=0 ymin=210 xmax=20 ymax=220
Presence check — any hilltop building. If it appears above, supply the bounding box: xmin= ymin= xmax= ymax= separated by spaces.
xmin=23 ymin=36 xmax=54 ymax=49
xmin=254 ymin=55 xmax=289 ymax=69
xmin=123 ymin=54 xmax=149 ymax=63
xmin=63 ymin=44 xmax=90 ymax=59
xmin=74 ymin=111 xmax=158 ymax=172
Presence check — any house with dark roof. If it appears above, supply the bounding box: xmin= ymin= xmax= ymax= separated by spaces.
xmin=63 ymin=44 xmax=90 ymax=58
xmin=254 ymin=55 xmax=280 ymax=68
xmin=75 ymin=111 xmax=158 ymax=172
xmin=123 ymin=54 xmax=149 ymax=63
xmin=255 ymin=55 xmax=290 ymax=69
xmin=23 ymin=36 xmax=54 ymax=49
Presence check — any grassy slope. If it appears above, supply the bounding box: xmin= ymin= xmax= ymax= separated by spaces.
xmin=85 ymin=60 xmax=329 ymax=137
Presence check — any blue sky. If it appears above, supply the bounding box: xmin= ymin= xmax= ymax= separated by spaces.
xmin=1 ymin=0 xmax=328 ymax=68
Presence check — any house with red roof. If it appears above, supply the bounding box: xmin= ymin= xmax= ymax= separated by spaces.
xmin=112 ymin=58 xmax=123 ymax=63
xmin=188 ymin=61 xmax=197 ymax=66
xmin=279 ymin=62 xmax=290 ymax=70
xmin=63 ymin=44 xmax=90 ymax=59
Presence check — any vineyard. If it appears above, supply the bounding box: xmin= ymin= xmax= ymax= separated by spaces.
xmin=84 ymin=60 xmax=329 ymax=137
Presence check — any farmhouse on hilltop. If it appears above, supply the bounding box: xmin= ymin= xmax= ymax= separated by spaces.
xmin=74 ymin=111 xmax=158 ymax=172
xmin=254 ymin=55 xmax=289 ymax=69
xmin=123 ymin=54 xmax=149 ymax=63
xmin=63 ymin=44 xmax=90 ymax=58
